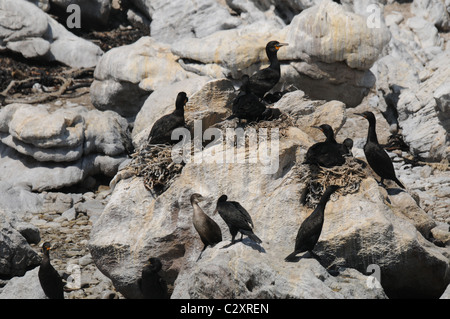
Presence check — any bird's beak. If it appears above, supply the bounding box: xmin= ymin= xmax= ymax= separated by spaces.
xmin=354 ymin=113 xmax=367 ymax=119
xmin=311 ymin=125 xmax=323 ymax=132
xmin=212 ymin=208 xmax=218 ymax=215
xmin=275 ymin=43 xmax=288 ymax=50
xmin=184 ymin=98 xmax=189 ymax=104
xmin=46 ymin=247 xmax=51 ymax=251
xmin=198 ymin=195 xmax=205 ymax=202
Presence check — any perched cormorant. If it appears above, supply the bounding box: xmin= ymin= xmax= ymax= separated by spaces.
xmin=356 ymin=111 xmax=405 ymax=189
xmin=190 ymin=193 xmax=222 ymax=261
xmin=216 ymin=195 xmax=262 ymax=245
xmin=248 ymin=41 xmax=288 ymax=100
xmin=138 ymin=257 xmax=168 ymax=299
xmin=285 ymin=185 xmax=339 ymax=262
xmin=148 ymin=92 xmax=188 ymax=145
xmin=232 ymin=75 xmax=267 ymax=122
xmin=303 ymin=124 xmax=348 ymax=168
xmin=38 ymin=242 xmax=64 ymax=299
xmin=341 ymin=138 xmax=354 ymax=157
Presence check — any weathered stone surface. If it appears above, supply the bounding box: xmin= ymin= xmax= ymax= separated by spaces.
xmin=91 ymin=37 xmax=193 ymax=117
xmin=411 ymin=0 xmax=450 ymax=31
xmin=0 ymin=268 xmax=47 ymax=299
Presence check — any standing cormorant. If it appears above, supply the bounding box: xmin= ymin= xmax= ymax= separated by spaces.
xmin=148 ymin=92 xmax=188 ymax=145
xmin=232 ymin=75 xmax=267 ymax=122
xmin=138 ymin=257 xmax=168 ymax=299
xmin=38 ymin=242 xmax=64 ymax=299
xmin=216 ymin=195 xmax=262 ymax=245
xmin=303 ymin=124 xmax=347 ymax=168
xmin=248 ymin=41 xmax=288 ymax=100
xmin=356 ymin=111 xmax=405 ymax=189
xmin=285 ymin=185 xmax=339 ymax=262
xmin=190 ymin=193 xmax=222 ymax=261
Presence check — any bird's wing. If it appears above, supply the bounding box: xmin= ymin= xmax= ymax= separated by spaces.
xmin=230 ymin=201 xmax=254 ymax=228
xmin=364 ymin=143 xmax=396 ymax=177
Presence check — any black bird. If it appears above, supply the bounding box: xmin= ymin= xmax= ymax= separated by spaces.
xmin=38 ymin=242 xmax=64 ymax=299
xmin=341 ymin=138 xmax=354 ymax=157
xmin=285 ymin=185 xmax=339 ymax=262
xmin=232 ymin=75 xmax=267 ymax=122
xmin=248 ymin=41 xmax=288 ymax=100
xmin=216 ymin=195 xmax=262 ymax=245
xmin=148 ymin=92 xmax=188 ymax=145
xmin=138 ymin=257 xmax=168 ymax=299
xmin=190 ymin=193 xmax=222 ymax=261
xmin=356 ymin=111 xmax=405 ymax=189
xmin=303 ymin=124 xmax=348 ymax=168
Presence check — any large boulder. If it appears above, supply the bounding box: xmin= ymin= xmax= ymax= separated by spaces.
xmin=0 ymin=103 xmax=130 ymax=191
xmin=90 ymin=37 xmax=195 ymax=117
xmin=0 ymin=0 xmax=103 ymax=68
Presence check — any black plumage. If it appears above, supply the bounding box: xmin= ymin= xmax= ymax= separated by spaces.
xmin=356 ymin=111 xmax=405 ymax=189
xmin=138 ymin=257 xmax=168 ymax=299
xmin=216 ymin=195 xmax=262 ymax=245
xmin=148 ymin=91 xmax=188 ymax=145
xmin=303 ymin=124 xmax=348 ymax=168
xmin=38 ymin=242 xmax=64 ymax=299
xmin=248 ymin=41 xmax=288 ymax=100
xmin=285 ymin=185 xmax=339 ymax=262
xmin=232 ymin=75 xmax=267 ymax=122
xmin=190 ymin=193 xmax=222 ymax=261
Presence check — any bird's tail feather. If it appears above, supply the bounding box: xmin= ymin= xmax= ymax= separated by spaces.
xmin=240 ymin=229 xmax=262 ymax=244
xmin=394 ymin=178 xmax=405 ymax=189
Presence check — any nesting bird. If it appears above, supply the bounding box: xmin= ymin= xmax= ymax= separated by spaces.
xmin=303 ymin=124 xmax=349 ymax=168
xmin=38 ymin=242 xmax=64 ymax=299
xmin=138 ymin=257 xmax=168 ymax=299
xmin=232 ymin=75 xmax=267 ymax=123
xmin=190 ymin=193 xmax=222 ymax=261
xmin=248 ymin=41 xmax=288 ymax=100
xmin=148 ymin=91 xmax=188 ymax=145
xmin=216 ymin=195 xmax=262 ymax=245
xmin=285 ymin=185 xmax=339 ymax=262
xmin=356 ymin=111 xmax=405 ymax=189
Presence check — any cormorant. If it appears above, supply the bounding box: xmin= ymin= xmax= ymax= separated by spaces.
xmin=356 ymin=111 xmax=405 ymax=189
xmin=231 ymin=75 xmax=267 ymax=122
xmin=216 ymin=195 xmax=262 ymax=245
xmin=148 ymin=92 xmax=188 ymax=145
xmin=341 ymin=138 xmax=354 ymax=157
xmin=38 ymin=242 xmax=64 ymax=299
xmin=138 ymin=257 xmax=168 ymax=299
xmin=248 ymin=41 xmax=288 ymax=100
xmin=190 ymin=193 xmax=223 ymax=261
xmin=303 ymin=124 xmax=347 ymax=168
xmin=285 ymin=185 xmax=339 ymax=262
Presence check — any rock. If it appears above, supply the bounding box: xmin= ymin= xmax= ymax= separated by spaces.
xmin=0 ymin=210 xmax=41 ymax=277
xmin=0 ymin=181 xmax=44 ymax=217
xmin=129 ymin=0 xmax=241 ymax=44
xmin=411 ymin=0 xmax=450 ymax=32
xmin=50 ymin=0 xmax=111 ymax=27
xmin=0 ymin=0 xmax=103 ymax=68
xmin=0 ymin=268 xmax=47 ymax=299
xmin=406 ymin=17 xmax=443 ymax=51
xmin=90 ymin=101 xmax=449 ymax=298
xmin=441 ymin=283 xmax=450 ymax=299
xmin=25 ymin=0 xmax=50 ymax=12
xmin=0 ymin=103 xmax=130 ymax=191
xmin=396 ymin=50 xmax=450 ymax=161
xmin=90 ymin=36 xmax=193 ymax=117
xmin=434 ymin=82 xmax=450 ymax=119
xmin=285 ymin=0 xmax=391 ymax=70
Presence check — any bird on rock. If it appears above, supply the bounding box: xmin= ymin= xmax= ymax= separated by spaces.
xmin=38 ymin=242 xmax=64 ymax=299
xmin=355 ymin=111 xmax=405 ymax=189
xmin=138 ymin=257 xmax=168 ymax=299
xmin=148 ymin=91 xmax=188 ymax=145
xmin=231 ymin=75 xmax=267 ymax=123
xmin=216 ymin=195 xmax=262 ymax=245
xmin=285 ymin=185 xmax=339 ymax=262
xmin=190 ymin=193 xmax=222 ymax=261
xmin=248 ymin=41 xmax=288 ymax=100
xmin=303 ymin=124 xmax=348 ymax=168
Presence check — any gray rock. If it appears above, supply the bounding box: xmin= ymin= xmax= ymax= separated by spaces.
xmin=130 ymin=0 xmax=241 ymax=44
xmin=0 ymin=210 xmax=41 ymax=277
xmin=434 ymin=82 xmax=450 ymax=118
xmin=411 ymin=0 xmax=450 ymax=31
xmin=0 ymin=268 xmax=47 ymax=299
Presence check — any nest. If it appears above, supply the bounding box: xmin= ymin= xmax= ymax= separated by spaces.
xmin=126 ymin=143 xmax=186 ymax=195
xmin=245 ymin=112 xmax=296 ymax=140
xmin=298 ymin=156 xmax=368 ymax=208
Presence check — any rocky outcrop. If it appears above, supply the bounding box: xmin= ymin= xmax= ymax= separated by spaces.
xmin=0 ymin=0 xmax=103 ymax=68
xmin=0 ymin=103 xmax=130 ymax=191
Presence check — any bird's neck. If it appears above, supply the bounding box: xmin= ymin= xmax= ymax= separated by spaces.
xmin=42 ymin=252 xmax=50 ymax=265
xmin=267 ymin=50 xmax=280 ymax=70
xmin=174 ymin=108 xmax=184 ymax=116
xmin=326 ymin=134 xmax=337 ymax=143
xmin=367 ymin=120 xmax=379 ymax=144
